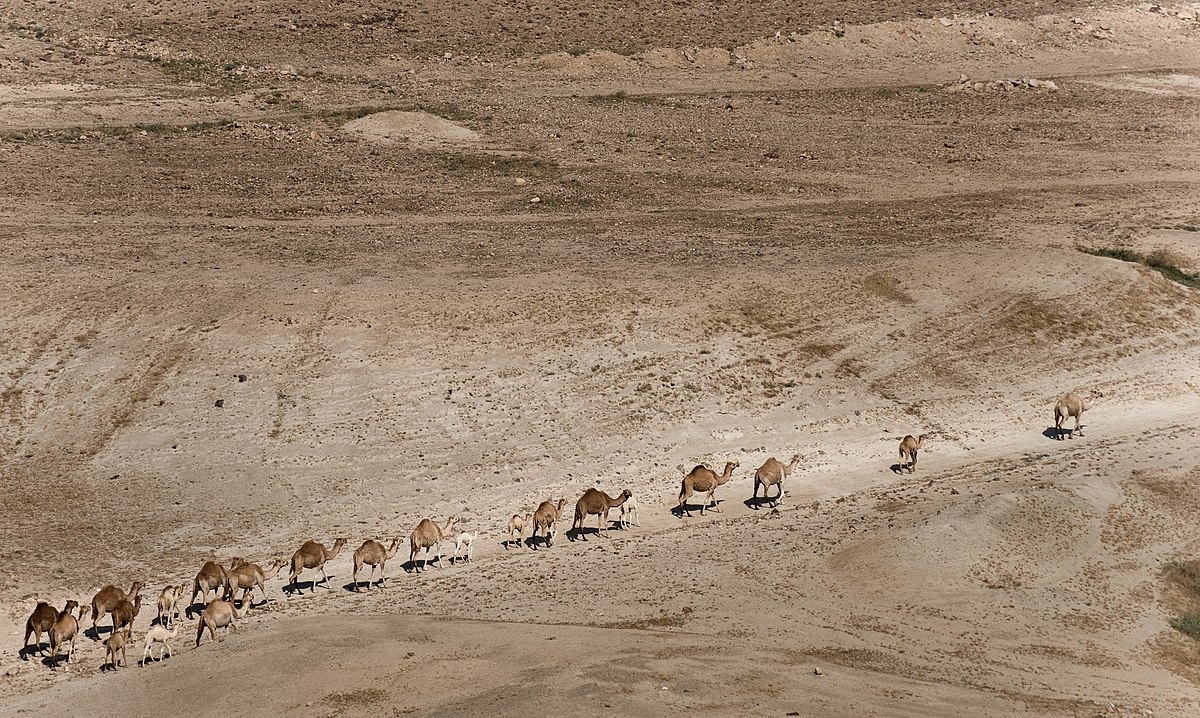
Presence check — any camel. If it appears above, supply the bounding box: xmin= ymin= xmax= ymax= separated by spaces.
xmin=226 ymin=557 xmax=286 ymax=607
xmin=1054 ymin=393 xmax=1089 ymax=440
xmin=452 ymin=531 xmax=477 ymax=564
xmin=677 ymin=461 xmax=739 ymax=517
xmin=156 ymin=583 xmax=186 ymax=628
xmin=532 ymin=498 xmax=566 ymax=548
xmin=898 ymin=434 xmax=928 ymax=474
xmin=288 ymin=538 xmax=348 ymax=593
xmin=351 ymin=538 xmax=401 ymax=592
xmin=90 ymin=581 xmax=143 ymax=638
xmin=104 ymin=627 xmax=132 ymax=671
xmin=110 ymin=593 xmax=142 ymax=637
xmin=187 ymin=559 xmax=238 ymax=617
xmin=22 ymin=601 xmax=58 ymax=659
xmin=752 ymin=454 xmax=802 ymax=509
xmin=141 ymin=623 xmax=180 ymax=665
xmin=618 ymin=495 xmax=641 ymax=528
xmin=409 ymin=516 xmax=457 ymax=572
xmin=195 ymin=599 xmax=238 ymax=648
xmin=506 ymin=512 xmax=533 ymax=549
xmin=572 ymin=488 xmax=633 ymax=540
xmin=48 ymin=602 xmax=86 ymax=669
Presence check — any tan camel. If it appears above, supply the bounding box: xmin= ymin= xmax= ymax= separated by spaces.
xmin=110 ymin=593 xmax=142 ymax=637
xmin=48 ymin=602 xmax=86 ymax=669
xmin=226 ymin=558 xmax=286 ymax=607
xmin=91 ymin=581 xmax=143 ymax=638
xmin=1054 ymin=393 xmax=1089 ymax=440
xmin=752 ymin=454 xmax=801 ymax=509
xmin=352 ymin=538 xmax=402 ymax=591
xmin=195 ymin=599 xmax=238 ymax=648
xmin=141 ymin=623 xmax=180 ymax=665
xmin=572 ymin=488 xmax=633 ymax=540
xmin=156 ymin=583 xmax=186 ymax=628
xmin=187 ymin=560 xmax=238 ymax=617
xmin=288 ymin=538 xmax=348 ymax=593
xmin=506 ymin=512 xmax=533 ymax=549
xmin=409 ymin=516 xmax=457 ymax=572
xmin=898 ymin=434 xmax=928 ymax=474
xmin=104 ymin=627 xmax=132 ymax=671
xmin=532 ymin=499 xmax=566 ymax=548
xmin=22 ymin=601 xmax=58 ymax=659
xmin=677 ymin=461 xmax=739 ymax=517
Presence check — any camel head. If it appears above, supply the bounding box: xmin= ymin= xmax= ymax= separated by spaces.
xmin=62 ymin=599 xmax=79 ymax=615
xmin=723 ymin=461 xmax=739 ymax=474
xmin=75 ymin=604 xmax=87 ymax=620
xmin=129 ymin=581 xmax=144 ymax=598
xmin=620 ymin=489 xmax=633 ymax=501
xmin=332 ymin=538 xmax=348 ymax=550
xmin=229 ymin=557 xmax=247 ymax=568
xmin=789 ymin=454 xmax=802 ymax=464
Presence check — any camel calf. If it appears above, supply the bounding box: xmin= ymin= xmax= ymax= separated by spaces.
xmin=142 ymin=624 xmax=180 ymax=665
xmin=104 ymin=627 xmax=132 ymax=671
xmin=618 ymin=495 xmax=641 ymax=528
xmin=506 ymin=512 xmax=532 ymax=549
xmin=452 ymin=531 xmax=478 ymax=564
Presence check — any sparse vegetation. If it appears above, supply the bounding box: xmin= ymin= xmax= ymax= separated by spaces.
xmin=1082 ymin=247 xmax=1200 ymax=289
xmin=1163 ymin=559 xmax=1200 ymax=639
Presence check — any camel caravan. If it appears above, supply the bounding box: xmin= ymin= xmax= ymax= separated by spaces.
xmin=18 ymin=392 xmax=1092 ymax=672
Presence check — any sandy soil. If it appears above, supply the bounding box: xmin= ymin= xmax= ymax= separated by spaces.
xmin=1 ymin=0 xmax=1200 ymax=715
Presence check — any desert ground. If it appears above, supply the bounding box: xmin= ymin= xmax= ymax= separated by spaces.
xmin=1 ymin=0 xmax=1199 ymax=715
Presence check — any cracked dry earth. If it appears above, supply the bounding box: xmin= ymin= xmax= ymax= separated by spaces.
xmin=1 ymin=0 xmax=1200 ymax=715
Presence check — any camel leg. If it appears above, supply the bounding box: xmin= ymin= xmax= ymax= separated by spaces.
xmin=909 ymin=450 xmax=917 ymax=474
xmin=320 ymin=564 xmax=332 ymax=589
xmin=709 ymin=489 xmax=722 ymax=512
xmin=1075 ymin=413 xmax=1084 ymax=437
xmin=434 ymin=542 xmax=443 ymax=568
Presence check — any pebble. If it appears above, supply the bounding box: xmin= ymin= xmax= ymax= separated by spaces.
xmin=813 ymin=667 xmax=824 ymax=675
xmin=514 ymin=178 xmax=527 ymax=187
xmin=529 ymin=197 xmax=541 ymax=204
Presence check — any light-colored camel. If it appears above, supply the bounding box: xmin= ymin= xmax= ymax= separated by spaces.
xmin=90 ymin=581 xmax=143 ymax=638
xmin=409 ymin=516 xmax=457 ymax=572
xmin=752 ymin=454 xmax=801 ymax=509
xmin=187 ymin=560 xmax=237 ymax=617
xmin=572 ymin=488 xmax=633 ymax=540
xmin=677 ymin=461 xmax=739 ymax=517
xmin=226 ymin=558 xmax=286 ymax=607
xmin=898 ymin=434 xmax=928 ymax=474
xmin=48 ymin=602 xmax=86 ymax=669
xmin=1054 ymin=393 xmax=1089 ymax=440
xmin=618 ymin=495 xmax=641 ymax=528
xmin=156 ymin=583 xmax=186 ymax=628
xmin=352 ymin=538 xmax=402 ymax=591
xmin=195 ymin=599 xmax=239 ymax=647
xmin=110 ymin=593 xmax=142 ymax=637
xmin=506 ymin=512 xmax=533 ymax=549
xmin=22 ymin=601 xmax=58 ymax=659
xmin=288 ymin=538 xmax=348 ymax=593
xmin=141 ymin=624 xmax=180 ymax=665
xmin=104 ymin=627 xmax=131 ymax=671
xmin=452 ymin=531 xmax=477 ymax=563
xmin=532 ymin=498 xmax=566 ymax=548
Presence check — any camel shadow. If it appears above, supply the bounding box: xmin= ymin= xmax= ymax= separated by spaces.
xmin=1043 ymin=425 xmax=1085 ymax=441
xmin=673 ymin=499 xmax=722 ymax=517
xmin=890 ymin=463 xmax=910 ymax=475
xmin=84 ymin=625 xmax=114 ymax=641
xmin=281 ymin=578 xmax=327 ymax=595
xmin=743 ymin=496 xmax=781 ymax=510
xmin=568 ymin=522 xmax=619 ymax=541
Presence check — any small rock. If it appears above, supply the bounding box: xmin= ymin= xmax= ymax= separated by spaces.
xmin=514 ymin=177 xmax=527 ymax=187
xmin=214 ymin=399 xmax=225 ymax=408
xmin=7 ymin=666 xmax=20 ymax=677
xmin=957 ymin=73 xmax=969 ymax=84
xmin=442 ymin=52 xmax=453 ymax=60
xmin=237 ymin=374 xmax=247 ymax=382
xmin=529 ymin=196 xmax=541 ymax=204
xmin=949 ymin=487 xmax=960 ymax=495
xmin=725 ymin=98 xmax=743 ymax=110
xmin=939 ymin=17 xmax=954 ymax=26
xmin=813 ymin=667 xmax=823 ymax=675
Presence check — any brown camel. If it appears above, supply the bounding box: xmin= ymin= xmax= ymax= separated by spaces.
xmin=677 ymin=461 xmax=739 ymax=517
xmin=352 ymin=537 xmax=402 ymax=591
xmin=288 ymin=538 xmax=348 ymax=594
xmin=91 ymin=581 xmax=143 ymax=638
xmin=195 ymin=599 xmax=238 ymax=648
xmin=1054 ymin=393 xmax=1089 ymax=440
xmin=110 ymin=594 xmax=142 ymax=638
xmin=572 ymin=488 xmax=632 ymax=540
xmin=22 ymin=601 xmax=58 ymax=659
xmin=104 ymin=627 xmax=132 ymax=671
xmin=48 ymin=602 xmax=86 ymax=669
xmin=532 ymin=498 xmax=566 ymax=548
xmin=409 ymin=516 xmax=457 ymax=572
xmin=898 ymin=434 xmax=928 ymax=474
xmin=752 ymin=454 xmax=801 ymax=509
xmin=506 ymin=512 xmax=533 ymax=549
xmin=226 ymin=558 xmax=286 ymax=607
xmin=186 ymin=560 xmax=238 ymax=617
